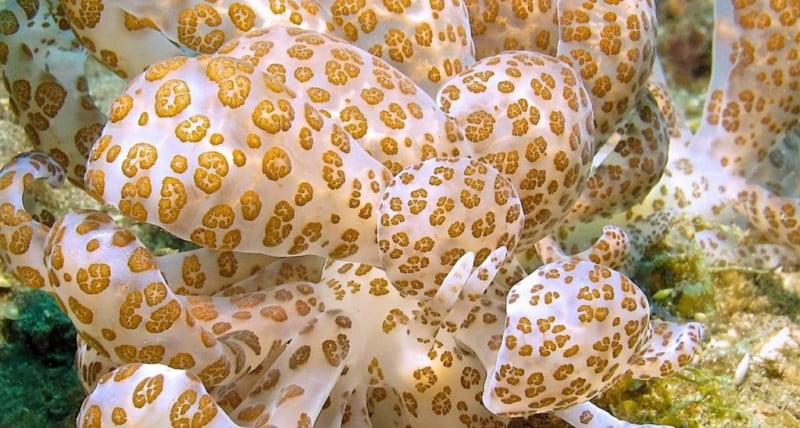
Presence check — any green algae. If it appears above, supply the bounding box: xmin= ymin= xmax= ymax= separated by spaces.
xmin=594 ymin=246 xmax=726 ymax=426
xmin=0 ymin=289 xmax=83 ymax=427
xmin=635 ymin=244 xmax=715 ymax=318
xmin=595 ymin=239 xmax=800 ymax=427
xmin=603 ymin=367 xmax=748 ymax=427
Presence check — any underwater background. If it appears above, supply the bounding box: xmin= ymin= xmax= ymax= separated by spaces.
xmin=0 ymin=0 xmax=798 ymax=427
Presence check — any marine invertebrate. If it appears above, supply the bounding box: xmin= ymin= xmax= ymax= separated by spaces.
xmin=436 ymin=50 xmax=595 ymax=248
xmin=0 ymin=1 xmax=106 ymax=185
xmin=198 ymin=26 xmax=468 ymax=175
xmin=85 ymin=47 xmax=391 ymax=265
xmin=0 ymin=152 xmax=701 ymax=427
xmin=465 ymin=0 xmax=558 ymax=59
xmin=377 ymin=157 xmax=524 ymax=296
xmin=2 ymin=0 xmax=797 ymax=426
xmin=555 ymin=0 xmax=800 ymax=270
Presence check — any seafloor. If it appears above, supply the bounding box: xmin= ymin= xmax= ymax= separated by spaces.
xmin=0 ymin=1 xmax=798 ymax=427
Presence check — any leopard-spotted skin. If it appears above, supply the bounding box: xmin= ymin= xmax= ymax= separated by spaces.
xmin=465 ymin=0 xmax=559 ymax=59
xmin=536 ymin=225 xmax=633 ymax=274
xmin=2 ymin=151 xmax=704 ymax=428
xmin=44 ymin=200 xmax=510 ymax=426
xmin=6 ymin=0 xmax=799 ymax=271
xmin=45 ymin=197 xmax=697 ymax=427
xmin=556 ymin=0 xmax=659 ymax=144
xmin=555 ymin=0 xmax=800 ymax=270
xmin=77 ymin=363 xmax=239 ymax=428
xmin=323 ymin=0 xmax=475 ymax=96
xmin=64 ymin=0 xmax=330 ymax=79
xmin=60 ymin=0 xmax=184 ymax=79
xmin=216 ymin=26 xmax=469 ymax=175
xmin=437 ymin=51 xmax=594 ymax=249
xmin=11 ymin=0 xmax=800 ymax=426
xmin=0 ymin=1 xmax=106 ymax=186
xmin=85 ymin=51 xmax=391 ymax=265
xmin=378 ymin=157 xmax=523 ymax=297
xmin=66 ymin=0 xmax=475 ymax=96
xmin=0 ymin=152 xmax=64 ymax=288
xmin=486 ymin=259 xmax=702 ymax=416
xmin=698 ymin=0 xmax=800 ymax=177
xmin=46 ymin=210 xmax=326 ymax=386
xmin=566 ymin=90 xmax=670 ymax=222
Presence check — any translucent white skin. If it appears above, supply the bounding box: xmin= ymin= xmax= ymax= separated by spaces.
xmin=0 ymin=152 xmax=704 ymax=428
xmin=85 ymin=52 xmax=391 ymax=265
xmin=61 ymin=0 xmax=185 ymax=79
xmin=557 ymin=0 xmax=800 ymax=269
xmin=0 ymin=1 xmax=106 ymax=185
xmin=437 ymin=51 xmax=595 ymax=250
xmin=486 ymin=260 xmax=703 ymax=416
xmin=378 ymin=157 xmax=524 ymax=298
xmin=322 ymin=0 xmax=476 ymax=96
xmin=215 ymin=27 xmax=470 ymax=176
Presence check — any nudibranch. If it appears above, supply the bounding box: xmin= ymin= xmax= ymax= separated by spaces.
xmin=465 ymin=0 xmax=559 ymax=59
xmin=0 ymin=0 xmax=106 ymax=185
xmin=0 ymin=148 xmax=703 ymax=427
xmin=214 ymin=27 xmax=469 ymax=175
xmin=436 ymin=51 xmax=595 ymax=249
xmin=555 ymin=0 xmax=800 ymax=270
xmin=11 ymin=0 xmax=798 ymax=426
xmin=377 ymin=157 xmax=524 ymax=297
xmin=85 ymin=49 xmax=391 ymax=266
